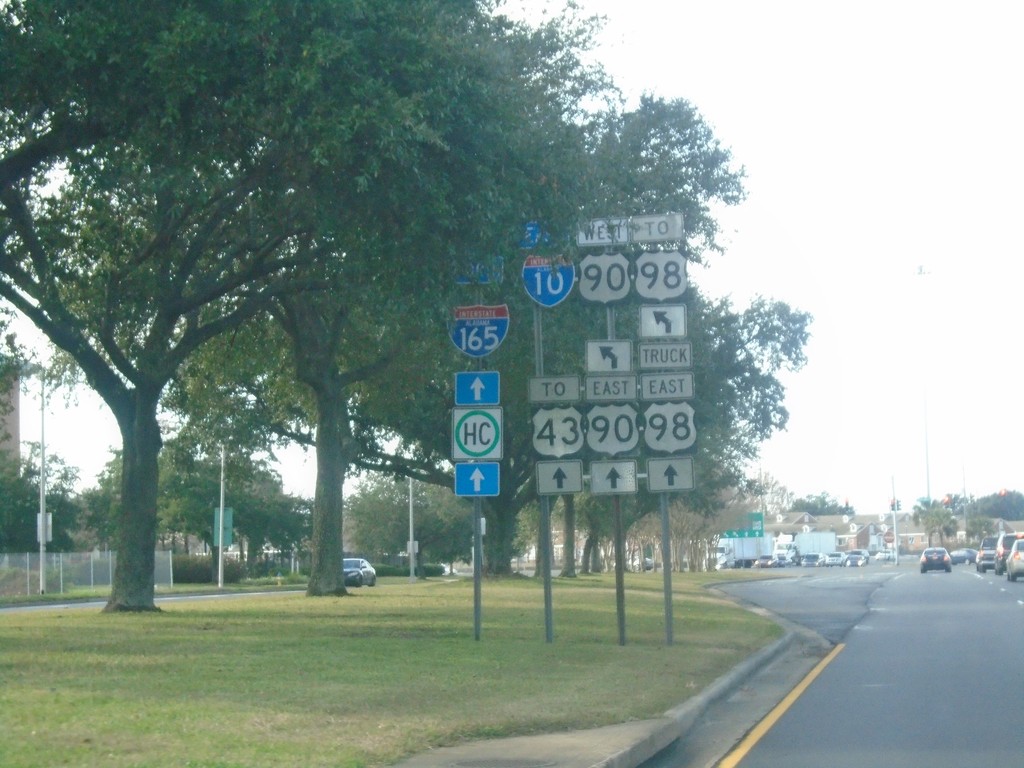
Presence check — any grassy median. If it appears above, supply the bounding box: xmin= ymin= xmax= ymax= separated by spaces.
xmin=0 ymin=571 xmax=783 ymax=768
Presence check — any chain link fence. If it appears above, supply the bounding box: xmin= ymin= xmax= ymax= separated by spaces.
xmin=0 ymin=551 xmax=173 ymax=596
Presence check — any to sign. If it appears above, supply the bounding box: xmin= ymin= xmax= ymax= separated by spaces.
xmin=449 ymin=305 xmax=509 ymax=358
xmin=642 ymin=401 xmax=695 ymax=454
xmin=578 ymin=252 xmax=630 ymax=303
xmin=532 ymin=406 xmax=584 ymax=458
xmin=647 ymin=458 xmax=694 ymax=492
xmin=529 ymin=375 xmax=580 ymax=404
xmin=629 ymin=213 xmax=684 ymax=243
xmin=536 ymin=460 xmax=584 ymax=495
xmin=522 ymin=255 xmax=575 ymax=308
xmin=634 ymin=252 xmax=687 ymax=302
xmin=452 ymin=407 xmax=503 ymax=460
xmin=586 ymin=403 xmax=639 ymax=456
xmin=589 ymin=460 xmax=638 ymax=494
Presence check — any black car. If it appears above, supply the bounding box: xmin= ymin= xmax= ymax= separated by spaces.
xmin=343 ymin=557 xmax=377 ymax=587
xmin=977 ymin=536 xmax=999 ymax=573
xmin=994 ymin=532 xmax=1024 ymax=576
xmin=919 ymin=547 xmax=951 ymax=573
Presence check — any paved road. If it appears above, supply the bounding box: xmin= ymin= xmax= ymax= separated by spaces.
xmin=647 ymin=562 xmax=1024 ymax=767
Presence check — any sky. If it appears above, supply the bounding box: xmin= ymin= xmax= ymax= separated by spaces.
xmin=12 ymin=0 xmax=1024 ymax=514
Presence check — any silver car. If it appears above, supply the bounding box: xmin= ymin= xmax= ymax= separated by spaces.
xmin=1006 ymin=540 xmax=1024 ymax=582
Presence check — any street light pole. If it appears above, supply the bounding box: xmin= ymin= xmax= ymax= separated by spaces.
xmin=38 ymin=372 xmax=47 ymax=594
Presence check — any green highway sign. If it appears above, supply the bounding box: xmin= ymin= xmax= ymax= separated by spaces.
xmin=721 ymin=529 xmax=761 ymax=538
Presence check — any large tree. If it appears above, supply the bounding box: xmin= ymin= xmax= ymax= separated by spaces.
xmin=167 ymin=3 xmax=611 ymax=593
xmin=5 ymin=0 xmax=602 ymax=607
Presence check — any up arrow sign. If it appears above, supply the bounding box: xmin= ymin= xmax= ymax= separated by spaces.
xmin=455 ymin=371 xmax=500 ymax=405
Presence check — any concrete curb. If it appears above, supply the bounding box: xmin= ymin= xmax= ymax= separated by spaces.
xmin=594 ymin=632 xmax=796 ymax=768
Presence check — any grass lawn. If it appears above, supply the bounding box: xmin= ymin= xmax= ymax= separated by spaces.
xmin=0 ymin=571 xmax=784 ymax=768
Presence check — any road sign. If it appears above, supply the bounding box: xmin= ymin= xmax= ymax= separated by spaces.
xmin=584 ymin=374 xmax=636 ymax=402
xmin=455 ymin=371 xmax=500 ymax=406
xmin=635 ymin=252 xmax=687 ymax=302
xmin=532 ymin=406 xmax=584 ymax=457
xmin=454 ymin=462 xmax=500 ymax=497
xmin=637 ymin=341 xmax=692 ymax=370
xmin=629 ymin=213 xmax=684 ymax=243
xmin=647 ymin=457 xmax=694 ymax=492
xmin=522 ymin=255 xmax=575 ymax=308
xmin=722 ymin=529 xmax=761 ymax=538
xmin=639 ymin=304 xmax=687 ymax=339
xmin=449 ymin=305 xmax=510 ymax=358
xmin=520 ymin=221 xmax=551 ymax=249
xmin=586 ymin=339 xmax=632 ymax=372
xmin=586 ymin=403 xmax=639 ymax=456
xmin=578 ymin=252 xmax=631 ymax=303
xmin=589 ymin=460 xmax=638 ymax=494
xmin=455 ymin=256 xmax=504 ymax=285
xmin=536 ymin=460 xmax=584 ymax=495
xmin=577 ymin=214 xmax=683 ymax=246
xmin=643 ymin=401 xmax=696 ymax=453
xmin=528 ymin=375 xmax=580 ymax=404
xmin=577 ymin=218 xmax=628 ymax=247
xmin=452 ymin=407 xmax=503 ymax=460
xmin=639 ymin=372 xmax=694 ymax=401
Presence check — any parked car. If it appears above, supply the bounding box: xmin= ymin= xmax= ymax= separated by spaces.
xmin=874 ymin=550 xmax=895 ymax=562
xmin=801 ymin=553 xmax=823 ymax=567
xmin=824 ymin=552 xmax=845 ymax=567
xmin=949 ymin=548 xmax=977 ymax=565
xmin=847 ymin=549 xmax=871 ymax=564
xmin=1006 ymin=540 xmax=1024 ymax=582
xmin=976 ymin=535 xmax=999 ymax=573
xmin=919 ymin=547 xmax=952 ymax=573
xmin=845 ymin=552 xmax=868 ymax=567
xmin=343 ymin=558 xmax=377 ymax=587
xmin=994 ymin=532 xmax=1024 ymax=576
xmin=754 ymin=555 xmax=785 ymax=568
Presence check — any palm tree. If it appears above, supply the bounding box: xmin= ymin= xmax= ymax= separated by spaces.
xmin=913 ymin=499 xmax=958 ymax=547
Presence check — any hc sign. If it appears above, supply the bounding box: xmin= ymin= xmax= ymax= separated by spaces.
xmin=452 ymin=407 xmax=503 ymax=461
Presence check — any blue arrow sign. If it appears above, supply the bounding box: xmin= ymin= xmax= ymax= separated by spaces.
xmin=454 ymin=462 xmax=500 ymax=497
xmin=522 ymin=255 xmax=575 ymax=308
xmin=449 ymin=305 xmax=510 ymax=358
xmin=455 ymin=371 xmax=500 ymax=406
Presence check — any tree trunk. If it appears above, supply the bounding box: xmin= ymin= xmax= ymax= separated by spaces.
xmin=483 ymin=494 xmax=518 ymax=575
xmin=559 ymin=494 xmax=577 ymax=578
xmin=306 ymin=391 xmax=350 ymax=596
xmin=104 ymin=391 xmax=162 ymax=612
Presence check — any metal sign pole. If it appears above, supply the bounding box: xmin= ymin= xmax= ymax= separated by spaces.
xmin=659 ymin=492 xmax=674 ymax=645
xmin=533 ymin=303 xmax=554 ymax=642
xmin=473 ymin=497 xmax=482 ymax=641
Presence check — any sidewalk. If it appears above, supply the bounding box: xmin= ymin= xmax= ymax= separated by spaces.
xmin=394 ymin=629 xmax=825 ymax=768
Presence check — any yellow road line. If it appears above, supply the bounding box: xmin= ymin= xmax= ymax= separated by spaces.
xmin=716 ymin=642 xmax=845 ymax=768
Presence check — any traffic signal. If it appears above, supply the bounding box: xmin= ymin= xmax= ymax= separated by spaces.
xmin=889 ymin=499 xmax=896 ymax=512
xmin=942 ymin=495 xmax=952 ymax=508
xmin=896 ymin=500 xmax=902 ymax=510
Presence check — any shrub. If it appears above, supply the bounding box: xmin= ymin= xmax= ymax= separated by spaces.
xmin=172 ymin=555 xmax=244 ymax=584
